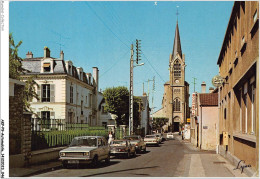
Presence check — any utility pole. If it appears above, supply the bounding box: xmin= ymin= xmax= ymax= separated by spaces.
xmin=191 ymin=77 xmax=197 ymax=92
xmin=151 ymin=76 xmax=155 ymax=129
xmin=129 ymin=44 xmax=134 ymax=135
xmin=129 ymin=39 xmax=142 ymax=135
xmin=146 ymin=79 xmax=153 ymax=101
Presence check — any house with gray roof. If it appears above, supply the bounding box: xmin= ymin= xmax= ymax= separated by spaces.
xmin=21 ymin=47 xmax=100 ymax=128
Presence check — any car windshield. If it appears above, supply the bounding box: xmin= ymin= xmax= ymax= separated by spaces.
xmin=69 ymin=137 xmax=97 ymax=147
xmin=124 ymin=136 xmax=139 ymax=140
xmin=111 ymin=141 xmax=126 ymax=145
xmin=156 ymin=135 xmax=160 ymax=137
xmin=145 ymin=135 xmax=156 ymax=138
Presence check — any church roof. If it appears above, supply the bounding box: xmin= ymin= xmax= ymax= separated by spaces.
xmin=172 ymin=21 xmax=182 ymax=59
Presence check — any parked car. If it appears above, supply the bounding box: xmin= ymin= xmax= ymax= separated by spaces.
xmin=110 ymin=139 xmax=136 ymax=158
xmin=59 ymin=136 xmax=110 ymax=168
xmin=144 ymin=135 xmax=159 ymax=146
xmin=123 ymin=135 xmax=146 ymax=153
xmin=155 ymin=133 xmax=163 ymax=143
xmin=166 ymin=133 xmax=174 ymax=140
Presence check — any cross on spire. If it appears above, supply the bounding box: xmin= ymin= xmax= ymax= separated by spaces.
xmin=176 ymin=6 xmax=179 ymax=21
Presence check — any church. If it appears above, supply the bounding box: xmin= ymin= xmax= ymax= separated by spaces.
xmin=162 ymin=21 xmax=190 ymax=132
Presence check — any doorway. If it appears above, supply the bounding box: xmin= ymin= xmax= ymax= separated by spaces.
xmin=173 ymin=122 xmax=179 ymax=132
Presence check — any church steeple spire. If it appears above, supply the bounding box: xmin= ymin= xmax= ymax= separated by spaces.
xmin=172 ymin=21 xmax=182 ymax=59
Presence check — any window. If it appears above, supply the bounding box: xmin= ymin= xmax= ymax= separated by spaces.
xmin=253 ymin=10 xmax=258 ymax=23
xmin=239 ymin=88 xmax=242 ymax=132
xmin=41 ymin=111 xmax=50 ymax=129
xmin=102 ymin=122 xmax=107 ymax=127
xmin=251 ymin=83 xmax=256 ymax=134
xmin=43 ymin=63 xmax=51 ymax=72
xmin=81 ymin=100 xmax=83 ymax=115
xmin=173 ymin=98 xmax=181 ymax=111
xmin=174 ymin=61 xmax=181 ymax=78
xmin=101 ymin=106 xmax=106 ymax=114
xmin=86 ymin=96 xmax=88 ymax=106
xmin=89 ymin=94 xmax=92 ymax=107
xmin=68 ymin=112 xmax=73 ymax=123
xmin=42 ymin=84 xmax=50 ymax=102
xmin=68 ymin=65 xmax=71 ymax=75
xmin=224 ymin=108 xmax=227 ymax=120
xmin=70 ymin=85 xmax=73 ymax=103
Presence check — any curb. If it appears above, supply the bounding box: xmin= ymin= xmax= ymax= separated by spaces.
xmin=23 ymin=163 xmax=62 ymax=177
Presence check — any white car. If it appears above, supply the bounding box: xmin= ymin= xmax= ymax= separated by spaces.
xmin=144 ymin=135 xmax=159 ymax=146
xmin=166 ymin=133 xmax=174 ymax=140
xmin=59 ymin=136 xmax=110 ymax=168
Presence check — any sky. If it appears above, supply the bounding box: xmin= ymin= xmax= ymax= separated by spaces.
xmin=9 ymin=1 xmax=234 ymax=113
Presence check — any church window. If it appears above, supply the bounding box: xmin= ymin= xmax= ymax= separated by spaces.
xmin=174 ymin=61 xmax=181 ymax=78
xmin=173 ymin=98 xmax=181 ymax=111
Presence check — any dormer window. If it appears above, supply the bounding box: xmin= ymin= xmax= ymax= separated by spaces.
xmin=43 ymin=63 xmax=51 ymax=72
xmin=68 ymin=65 xmax=71 ymax=75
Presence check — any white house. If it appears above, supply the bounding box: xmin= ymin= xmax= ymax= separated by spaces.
xmin=21 ymin=47 xmax=99 ymax=127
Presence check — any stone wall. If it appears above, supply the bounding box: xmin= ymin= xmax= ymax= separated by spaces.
xmin=9 ymin=84 xmax=24 ymax=155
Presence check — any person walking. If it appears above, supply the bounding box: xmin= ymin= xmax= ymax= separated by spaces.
xmin=108 ymin=131 xmax=113 ymax=144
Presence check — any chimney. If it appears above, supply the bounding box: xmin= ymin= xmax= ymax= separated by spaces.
xmin=26 ymin=51 xmax=33 ymax=58
xmin=93 ymin=67 xmax=99 ymax=91
xmin=209 ymin=87 xmax=214 ymax=93
xmin=60 ymin=50 xmax=64 ymax=60
xmin=44 ymin=46 xmax=50 ymax=58
xmin=201 ymin=81 xmax=206 ymax=93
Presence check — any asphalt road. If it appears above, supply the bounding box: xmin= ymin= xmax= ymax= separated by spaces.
xmin=32 ymin=135 xmax=238 ymax=177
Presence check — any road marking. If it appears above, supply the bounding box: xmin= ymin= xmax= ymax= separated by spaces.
xmin=188 ymin=154 xmax=206 ymax=177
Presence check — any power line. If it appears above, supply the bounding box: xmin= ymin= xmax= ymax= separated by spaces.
xmin=99 ymin=50 xmax=129 ymax=78
xmin=141 ymin=51 xmax=166 ymax=83
xmin=84 ymin=2 xmax=130 ymax=49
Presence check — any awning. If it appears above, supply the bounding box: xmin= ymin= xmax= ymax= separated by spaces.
xmin=43 ymin=63 xmax=50 ymax=67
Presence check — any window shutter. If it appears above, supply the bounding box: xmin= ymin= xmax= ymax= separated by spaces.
xmin=50 ymin=84 xmax=55 ymax=102
xmin=37 ymin=85 xmax=41 ymax=102
xmin=50 ymin=112 xmax=55 ymax=119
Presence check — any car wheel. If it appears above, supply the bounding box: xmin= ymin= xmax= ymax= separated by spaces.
xmin=91 ymin=156 xmax=99 ymax=168
xmin=105 ymin=154 xmax=110 ymax=164
xmin=143 ymin=147 xmax=146 ymax=153
xmin=132 ymin=150 xmax=136 ymax=157
xmin=62 ymin=161 xmax=68 ymax=169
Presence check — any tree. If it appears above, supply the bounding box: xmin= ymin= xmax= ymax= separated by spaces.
xmin=152 ymin=117 xmax=169 ymax=131
xmin=103 ymin=86 xmax=129 ymax=126
xmin=103 ymin=86 xmax=142 ymax=128
xmin=9 ymin=33 xmax=39 ymax=112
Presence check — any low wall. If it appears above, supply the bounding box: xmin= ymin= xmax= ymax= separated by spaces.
xmin=218 ymin=145 xmax=257 ymax=177
xmin=10 ymin=146 xmax=66 ymax=168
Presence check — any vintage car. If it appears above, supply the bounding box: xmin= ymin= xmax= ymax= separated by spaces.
xmin=166 ymin=133 xmax=174 ymax=140
xmin=144 ymin=135 xmax=159 ymax=146
xmin=110 ymin=139 xmax=136 ymax=158
xmin=123 ymin=135 xmax=146 ymax=153
xmin=59 ymin=136 xmax=110 ymax=168
xmin=155 ymin=133 xmax=163 ymax=143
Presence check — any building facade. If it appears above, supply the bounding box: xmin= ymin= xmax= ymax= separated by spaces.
xmin=21 ymin=47 xmax=99 ymax=127
xmin=217 ymin=1 xmax=259 ymax=174
xmin=137 ymin=94 xmax=150 ymax=135
xmin=162 ymin=21 xmax=190 ymax=132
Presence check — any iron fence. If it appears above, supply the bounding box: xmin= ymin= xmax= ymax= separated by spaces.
xmin=30 ymin=118 xmax=129 ymax=151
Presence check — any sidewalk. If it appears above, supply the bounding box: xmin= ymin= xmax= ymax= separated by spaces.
xmin=9 ymin=160 xmax=62 ymax=177
xmin=174 ymin=134 xmax=249 ymax=177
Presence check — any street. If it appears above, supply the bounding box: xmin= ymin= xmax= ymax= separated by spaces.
xmin=31 ymin=134 xmax=247 ymax=177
